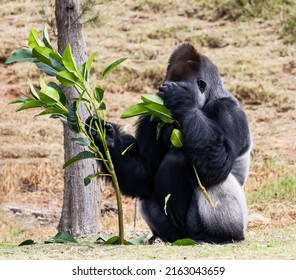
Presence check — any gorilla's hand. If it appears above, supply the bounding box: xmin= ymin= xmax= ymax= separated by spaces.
xmin=158 ymin=81 xmax=198 ymax=118
xmin=85 ymin=116 xmax=117 ymax=148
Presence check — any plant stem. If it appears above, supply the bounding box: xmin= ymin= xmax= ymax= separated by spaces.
xmin=192 ymin=164 xmax=216 ymax=208
xmin=105 ymin=148 xmax=125 ymax=244
xmin=79 ymin=80 xmax=125 ymax=244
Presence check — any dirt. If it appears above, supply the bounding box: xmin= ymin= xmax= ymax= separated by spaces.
xmin=0 ymin=0 xmax=295 ymax=246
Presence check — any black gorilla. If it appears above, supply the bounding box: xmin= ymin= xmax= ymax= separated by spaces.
xmin=87 ymin=43 xmax=251 ymax=244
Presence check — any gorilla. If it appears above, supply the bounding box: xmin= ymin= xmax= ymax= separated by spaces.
xmin=87 ymin=43 xmax=251 ymax=244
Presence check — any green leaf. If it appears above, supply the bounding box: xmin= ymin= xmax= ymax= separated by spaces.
xmin=120 ymin=103 xmax=149 ymax=119
xmin=62 ymin=44 xmax=78 ymax=73
xmin=121 ymin=143 xmax=135 ymax=156
xmin=57 ymin=116 xmax=68 ymax=125
xmin=19 ymin=239 xmax=35 ymax=246
xmin=104 ymin=236 xmax=121 ymax=244
xmin=35 ymin=62 xmax=57 ymax=76
xmin=39 ymin=86 xmax=60 ymax=105
xmin=164 ymin=194 xmax=171 ymax=216
xmin=79 ymin=62 xmax=87 ymax=80
xmin=80 ymin=52 xmax=97 ymax=81
xmin=84 ymin=172 xmax=102 ymax=186
xmin=28 ymin=29 xmax=44 ymax=49
xmin=5 ymin=48 xmax=38 ymax=64
xmin=49 ymin=53 xmax=65 ymax=71
xmin=103 ymin=236 xmax=132 ymax=245
xmin=102 ymin=58 xmax=127 ymax=78
xmin=92 ymin=233 xmax=110 ymax=243
xmin=9 ymin=97 xmax=30 ymax=104
xmin=141 ymin=94 xmax=164 ymax=105
xmin=45 ymin=232 xmax=78 ymax=244
xmin=42 ymin=25 xmax=52 ymax=49
xmin=35 ymin=107 xmax=65 ymax=117
xmin=98 ymin=102 xmax=106 ymax=110
xmin=71 ymin=137 xmax=90 ymax=146
xmin=39 ymin=76 xmax=47 ymax=89
xmin=32 ymin=46 xmax=55 ymax=65
xmin=94 ymin=87 xmax=104 ymax=103
xmin=48 ymin=82 xmax=67 ymax=105
xmin=86 ymin=52 xmax=96 ymax=71
xmin=128 ymin=235 xmax=148 ymax=245
xmin=144 ymin=103 xmax=174 ymax=123
xmin=67 ymin=101 xmax=80 ymax=133
xmin=170 ymin=128 xmax=183 ymax=148
xmin=29 ymin=82 xmax=39 ymax=100
xmin=16 ymin=100 xmax=44 ymax=112
xmin=63 ymin=151 xmax=97 ymax=169
xmin=57 ymin=70 xmax=79 ymax=86
xmin=172 ymin=238 xmax=198 ymax=246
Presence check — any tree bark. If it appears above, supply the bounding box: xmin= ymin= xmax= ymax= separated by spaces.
xmin=55 ymin=0 xmax=100 ymax=236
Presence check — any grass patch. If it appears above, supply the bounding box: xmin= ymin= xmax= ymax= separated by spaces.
xmin=283 ymin=7 xmax=296 ymax=44
xmin=0 ymin=211 xmax=24 ymax=243
xmin=230 ymin=81 xmax=276 ymax=103
xmin=211 ymin=0 xmax=293 ymax=21
xmin=131 ymin=0 xmax=176 ymax=13
xmin=248 ymin=175 xmax=296 ymax=204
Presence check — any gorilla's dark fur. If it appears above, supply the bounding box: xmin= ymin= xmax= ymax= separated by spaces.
xmin=87 ymin=43 xmax=251 ymax=244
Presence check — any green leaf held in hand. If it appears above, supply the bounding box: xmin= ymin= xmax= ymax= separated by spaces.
xmin=120 ymin=103 xmax=149 ymax=119
xmin=170 ymin=128 xmax=183 ymax=148
xmin=144 ymin=103 xmax=174 ymax=123
xmin=141 ymin=94 xmax=164 ymax=105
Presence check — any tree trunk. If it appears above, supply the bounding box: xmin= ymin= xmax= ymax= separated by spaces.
xmin=55 ymin=0 xmax=100 ymax=236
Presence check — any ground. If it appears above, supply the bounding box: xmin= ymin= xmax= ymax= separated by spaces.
xmin=0 ymin=0 xmax=295 ymax=259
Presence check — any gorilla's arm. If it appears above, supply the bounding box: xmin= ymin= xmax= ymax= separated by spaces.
xmin=159 ymin=82 xmax=251 ymax=188
xmin=86 ymin=116 xmax=166 ymax=199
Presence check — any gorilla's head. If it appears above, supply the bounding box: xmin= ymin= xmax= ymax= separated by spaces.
xmin=164 ymin=43 xmax=224 ymax=108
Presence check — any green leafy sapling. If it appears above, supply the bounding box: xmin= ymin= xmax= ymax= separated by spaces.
xmin=6 ymin=27 xmax=126 ymax=244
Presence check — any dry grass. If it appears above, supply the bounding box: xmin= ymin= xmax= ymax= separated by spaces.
xmin=0 ymin=0 xmax=295 ymax=258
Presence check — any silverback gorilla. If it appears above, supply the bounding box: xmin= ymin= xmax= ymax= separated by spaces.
xmin=87 ymin=43 xmax=252 ymax=244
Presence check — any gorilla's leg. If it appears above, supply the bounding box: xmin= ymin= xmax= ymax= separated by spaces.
xmin=139 ymin=197 xmax=187 ymax=243
xmin=187 ymin=173 xmax=248 ymax=244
